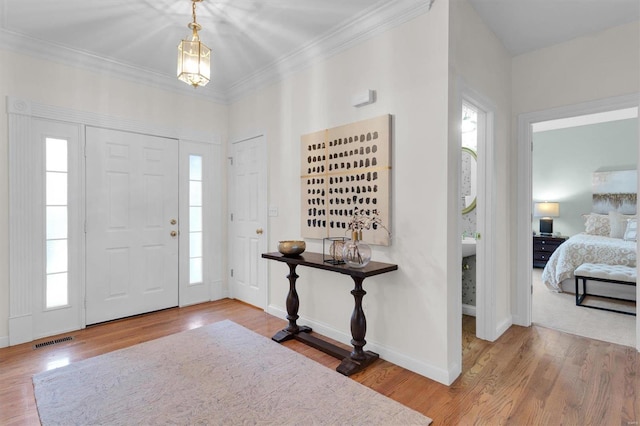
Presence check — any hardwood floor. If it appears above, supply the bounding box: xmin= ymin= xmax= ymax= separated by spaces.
xmin=1 ymin=299 xmax=638 ymax=425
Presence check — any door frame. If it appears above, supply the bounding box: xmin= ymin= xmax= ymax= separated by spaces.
xmin=514 ymin=92 xmax=639 ymax=350
xmin=228 ymin=133 xmax=269 ymax=309
xmin=458 ymin=85 xmax=498 ymax=341
xmin=7 ymin=96 xmax=221 ymax=345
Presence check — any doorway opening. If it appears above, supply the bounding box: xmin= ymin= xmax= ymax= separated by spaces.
xmin=461 ymin=102 xmax=478 ymax=323
xmin=458 ymin=88 xmax=497 ymax=342
xmin=515 ymin=93 xmax=639 ymax=351
xmin=530 ymin=107 xmax=638 ymax=346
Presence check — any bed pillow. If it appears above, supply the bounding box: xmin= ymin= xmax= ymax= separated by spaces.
xmin=609 ymin=211 xmax=636 ymax=239
xmin=583 ymin=213 xmax=610 ymax=236
xmin=623 ymin=219 xmax=637 ymax=241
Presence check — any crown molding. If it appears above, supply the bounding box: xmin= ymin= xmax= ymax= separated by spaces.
xmin=0 ymin=0 xmax=433 ymax=105
xmin=0 ymin=28 xmax=228 ymax=104
xmin=225 ymin=0 xmax=433 ymax=102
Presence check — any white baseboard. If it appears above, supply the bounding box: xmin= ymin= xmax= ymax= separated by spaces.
xmin=211 ymin=281 xmax=228 ymax=301
xmin=462 ymin=304 xmax=476 ymax=317
xmin=511 ymin=313 xmax=527 ymax=327
xmin=0 ymin=335 xmax=8 ymax=348
xmin=266 ymin=304 xmax=456 ymax=385
xmin=496 ymin=316 xmax=513 ymax=338
xmin=9 ymin=314 xmax=33 ymax=346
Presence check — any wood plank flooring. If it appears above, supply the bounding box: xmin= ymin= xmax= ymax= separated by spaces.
xmin=0 ymin=299 xmax=638 ymax=425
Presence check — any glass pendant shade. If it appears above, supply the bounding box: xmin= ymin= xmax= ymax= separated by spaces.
xmin=177 ymin=0 xmax=210 ymax=88
xmin=177 ymin=37 xmax=210 ymax=88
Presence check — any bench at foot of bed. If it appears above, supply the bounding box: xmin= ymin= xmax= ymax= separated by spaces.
xmin=574 ymin=263 xmax=636 ymax=316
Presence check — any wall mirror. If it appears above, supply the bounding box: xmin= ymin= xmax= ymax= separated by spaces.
xmin=461 ymin=147 xmax=477 ymax=214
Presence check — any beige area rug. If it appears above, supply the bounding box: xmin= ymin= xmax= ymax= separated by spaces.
xmin=532 ymin=269 xmax=636 ymax=348
xmin=33 ymin=320 xmax=431 ymax=425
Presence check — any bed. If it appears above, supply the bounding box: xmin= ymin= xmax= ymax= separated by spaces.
xmin=541 ymin=233 xmax=636 ymax=292
xmin=541 ymin=170 xmax=637 ymax=298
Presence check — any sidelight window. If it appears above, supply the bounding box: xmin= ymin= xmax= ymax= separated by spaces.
xmin=45 ymin=137 xmax=69 ymax=308
xmin=189 ymin=155 xmax=203 ymax=284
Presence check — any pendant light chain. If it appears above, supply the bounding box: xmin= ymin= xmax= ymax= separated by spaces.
xmin=189 ymin=0 xmax=202 ymax=40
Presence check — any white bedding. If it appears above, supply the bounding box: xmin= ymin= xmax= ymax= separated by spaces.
xmin=541 ymin=233 xmax=636 ymax=292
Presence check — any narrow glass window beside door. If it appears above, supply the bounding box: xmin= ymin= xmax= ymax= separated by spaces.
xmin=45 ymin=137 xmax=69 ymax=308
xmin=189 ymin=155 xmax=203 ymax=284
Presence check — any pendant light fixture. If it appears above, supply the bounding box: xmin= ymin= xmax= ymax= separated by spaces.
xmin=177 ymin=0 xmax=211 ymax=88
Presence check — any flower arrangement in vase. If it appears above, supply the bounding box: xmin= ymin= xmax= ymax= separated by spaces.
xmin=342 ymin=207 xmax=389 ymax=268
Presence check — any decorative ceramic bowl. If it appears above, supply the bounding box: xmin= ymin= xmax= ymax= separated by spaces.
xmin=278 ymin=240 xmax=306 ymax=257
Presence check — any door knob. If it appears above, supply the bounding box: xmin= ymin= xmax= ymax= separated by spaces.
xmin=256 ymin=228 xmax=263 ymax=235
xmin=170 ymin=231 xmax=178 ymax=237
xmin=170 ymin=219 xmax=177 ymax=225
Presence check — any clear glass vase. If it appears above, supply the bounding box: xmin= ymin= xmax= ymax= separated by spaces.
xmin=342 ymin=232 xmax=371 ymax=268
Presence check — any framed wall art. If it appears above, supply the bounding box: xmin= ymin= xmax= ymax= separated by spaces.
xmin=592 ymin=170 xmax=637 ymax=215
xmin=301 ymin=114 xmax=391 ymax=246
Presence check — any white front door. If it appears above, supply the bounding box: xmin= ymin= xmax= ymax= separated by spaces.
xmin=85 ymin=127 xmax=179 ymax=324
xmin=229 ymin=135 xmax=267 ymax=309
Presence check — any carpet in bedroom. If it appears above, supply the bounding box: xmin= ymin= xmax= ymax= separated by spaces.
xmin=532 ymin=269 xmax=635 ymax=348
xmin=33 ymin=319 xmax=432 ymax=425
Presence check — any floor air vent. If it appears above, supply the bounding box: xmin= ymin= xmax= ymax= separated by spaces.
xmin=33 ymin=336 xmax=74 ymax=349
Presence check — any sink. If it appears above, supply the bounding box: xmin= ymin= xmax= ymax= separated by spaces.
xmin=462 ymin=237 xmax=476 ymax=258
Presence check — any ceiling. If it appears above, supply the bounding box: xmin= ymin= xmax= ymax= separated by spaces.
xmin=467 ymin=0 xmax=640 ymax=56
xmin=0 ymin=0 xmax=430 ymax=101
xmin=1 ymin=0 xmax=639 ymax=102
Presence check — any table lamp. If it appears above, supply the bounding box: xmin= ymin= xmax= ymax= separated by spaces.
xmin=534 ymin=202 xmax=559 ymax=236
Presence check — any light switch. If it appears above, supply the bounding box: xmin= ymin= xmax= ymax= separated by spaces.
xmin=268 ymin=206 xmax=278 ymax=217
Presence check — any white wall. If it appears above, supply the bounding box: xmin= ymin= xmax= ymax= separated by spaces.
xmin=229 ymin=0 xmax=514 ymax=384
xmin=512 ymin=20 xmax=640 ymax=115
xmin=533 ymin=118 xmax=639 ymax=237
xmin=0 ymin=48 xmax=229 ymax=346
xmin=449 ymin=0 xmax=513 ymax=337
xmin=229 ymin=1 xmax=456 ymax=383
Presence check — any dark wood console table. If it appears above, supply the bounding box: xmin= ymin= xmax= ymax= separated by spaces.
xmin=262 ymin=251 xmax=398 ymax=376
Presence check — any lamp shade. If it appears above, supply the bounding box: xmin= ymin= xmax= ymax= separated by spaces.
xmin=533 ymin=202 xmax=560 ymax=218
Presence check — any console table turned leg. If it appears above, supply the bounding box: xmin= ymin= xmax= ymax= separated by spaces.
xmin=272 ymin=263 xmax=311 ymax=342
xmin=285 ymin=263 xmax=300 ymax=333
xmin=336 ymin=276 xmax=379 ymax=376
xmin=349 ymin=276 xmax=367 ymax=361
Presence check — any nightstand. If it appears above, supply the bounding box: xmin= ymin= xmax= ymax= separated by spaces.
xmin=533 ymin=235 xmax=567 ymax=268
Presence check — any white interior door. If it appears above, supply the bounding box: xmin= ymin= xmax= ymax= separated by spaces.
xmin=230 ymin=135 xmax=267 ymax=309
xmin=85 ymin=127 xmax=179 ymax=324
